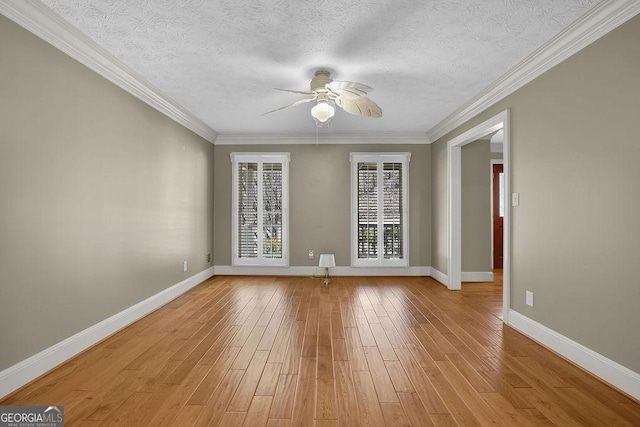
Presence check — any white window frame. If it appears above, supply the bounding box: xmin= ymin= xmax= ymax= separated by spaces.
xmin=231 ymin=152 xmax=290 ymax=266
xmin=350 ymin=152 xmax=410 ymax=267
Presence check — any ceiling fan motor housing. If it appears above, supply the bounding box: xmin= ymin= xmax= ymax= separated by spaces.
xmin=310 ymin=70 xmax=332 ymax=92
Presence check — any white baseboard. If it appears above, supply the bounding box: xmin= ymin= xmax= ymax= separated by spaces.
xmin=214 ymin=265 xmax=431 ymax=277
xmin=333 ymin=266 xmax=431 ymax=276
xmin=214 ymin=265 xmax=316 ymax=276
xmin=508 ymin=310 xmax=640 ymax=401
xmin=461 ymin=271 xmax=494 ymax=282
xmin=429 ymin=267 xmax=449 ymax=287
xmin=0 ymin=267 xmax=215 ymax=400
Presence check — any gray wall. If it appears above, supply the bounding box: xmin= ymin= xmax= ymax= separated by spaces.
xmin=431 ymin=14 xmax=640 ymax=372
xmin=214 ymin=144 xmax=431 ymax=267
xmin=461 ymin=140 xmax=492 ymax=272
xmin=0 ymin=16 xmax=214 ymax=370
xmin=430 ymin=139 xmax=448 ymax=274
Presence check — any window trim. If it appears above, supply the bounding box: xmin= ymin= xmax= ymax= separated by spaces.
xmin=350 ymin=152 xmax=410 ymax=267
xmin=231 ymin=152 xmax=290 ymax=267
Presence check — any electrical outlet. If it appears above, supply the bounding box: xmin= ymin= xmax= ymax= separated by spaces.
xmin=308 ymin=250 xmax=314 ymax=259
xmin=183 ymin=260 xmax=188 ymax=272
xmin=207 ymin=253 xmax=211 ymax=263
xmin=526 ymin=290 xmax=534 ymax=307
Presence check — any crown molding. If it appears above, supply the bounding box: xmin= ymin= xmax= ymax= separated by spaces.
xmin=0 ymin=0 xmax=218 ymax=144
xmin=426 ymin=0 xmax=640 ymax=143
xmin=215 ymin=133 xmax=430 ymax=146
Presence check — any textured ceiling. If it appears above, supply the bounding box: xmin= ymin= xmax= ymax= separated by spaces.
xmin=39 ymin=0 xmax=602 ymax=136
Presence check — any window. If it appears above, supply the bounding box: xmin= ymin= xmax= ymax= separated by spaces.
xmin=350 ymin=153 xmax=410 ymax=267
xmin=231 ymin=153 xmax=289 ymax=266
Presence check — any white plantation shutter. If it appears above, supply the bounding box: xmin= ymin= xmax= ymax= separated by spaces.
xmin=351 ymin=153 xmax=410 ymax=267
xmin=383 ymin=162 xmax=403 ymax=259
xmin=238 ymin=162 xmax=258 ymax=258
xmin=358 ymin=162 xmax=378 ymax=259
xmin=262 ymin=162 xmax=283 ymax=259
xmin=232 ymin=153 xmax=289 ymax=266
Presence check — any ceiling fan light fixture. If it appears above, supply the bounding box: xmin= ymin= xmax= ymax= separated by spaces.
xmin=311 ymin=100 xmax=335 ymax=126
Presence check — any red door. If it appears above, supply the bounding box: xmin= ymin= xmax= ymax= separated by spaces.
xmin=493 ymin=163 xmax=504 ymax=269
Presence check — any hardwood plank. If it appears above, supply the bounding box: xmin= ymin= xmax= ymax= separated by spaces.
xmin=143 ymin=364 xmax=211 ymax=426
xmin=291 ymin=356 xmax=316 ymax=427
xmin=243 ymin=395 xmax=273 ymax=427
xmin=188 ymin=345 xmax=241 ymax=405
xmin=380 ymin=402 xmax=411 ymax=427
xmin=228 ymin=350 xmax=270 ymax=411
xmin=352 ymin=370 xmax=385 ymax=427
xmin=269 ymin=374 xmax=298 ymax=419
xmin=256 ymin=363 xmax=282 ymax=396
xmin=194 ymin=369 xmax=244 ymax=426
xmin=343 ymin=327 xmax=370 ymax=371
xmin=385 ymin=360 xmax=414 ymax=393
xmin=281 ymin=321 xmax=306 ymax=375
xmin=258 ymin=309 xmax=286 ymax=351
xmin=445 ymin=353 xmax=495 ymax=393
xmin=315 ymin=378 xmax=337 ymax=420
xmin=356 ymin=316 xmax=377 ymax=347
xmin=423 ymin=366 xmax=483 ymax=426
xmin=363 ymin=346 xmax=399 ymax=403
xmin=514 ymin=388 xmax=584 ymax=427
xmin=333 ymin=361 xmax=361 ymax=427
xmin=369 ymin=322 xmax=398 ymax=360
xmin=97 ymin=391 xmax=151 ymax=426
xmin=317 ymin=345 xmax=334 ymax=379
xmin=318 ymin=314 xmax=332 ymax=347
xmin=479 ymin=392 xmax=543 ymax=426
xmin=232 ymin=325 xmax=267 ymax=369
xmin=379 ymin=316 xmax=406 ymax=350
xmin=171 ymin=405 xmax=205 ymax=426
xmin=429 ymin=413 xmax=459 ymax=427
xmin=397 ymin=391 xmax=434 ymax=427
xmin=219 ymin=411 xmax=246 ymax=425
xmin=330 ymin=301 xmax=345 ymax=340
xmin=302 ymin=334 xmax=318 ymax=357
xmin=394 ymin=348 xmax=448 ymax=414
xmin=477 ymin=368 xmax=535 ymax=410
xmin=332 ymin=338 xmax=349 ymax=361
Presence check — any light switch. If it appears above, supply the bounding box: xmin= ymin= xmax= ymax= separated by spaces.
xmin=512 ymin=192 xmax=520 ymax=207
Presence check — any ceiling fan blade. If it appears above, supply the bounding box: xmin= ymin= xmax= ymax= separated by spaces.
xmin=275 ymin=88 xmax=314 ymax=95
xmin=261 ymin=97 xmax=316 ymax=116
xmin=327 ymin=81 xmax=373 ymax=98
xmin=335 ymin=96 xmax=382 ymax=118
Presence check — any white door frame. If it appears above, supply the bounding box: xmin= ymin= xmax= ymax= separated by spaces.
xmin=447 ymin=110 xmax=511 ymax=324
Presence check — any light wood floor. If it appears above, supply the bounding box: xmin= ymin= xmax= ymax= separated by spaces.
xmin=3 ymin=274 xmax=640 ymax=426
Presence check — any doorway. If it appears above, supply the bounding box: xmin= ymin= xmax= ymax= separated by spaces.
xmin=491 ymin=161 xmax=504 ymax=269
xmin=447 ymin=110 xmax=510 ymax=323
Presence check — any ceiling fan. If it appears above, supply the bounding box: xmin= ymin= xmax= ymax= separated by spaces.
xmin=263 ymin=70 xmax=382 ymax=127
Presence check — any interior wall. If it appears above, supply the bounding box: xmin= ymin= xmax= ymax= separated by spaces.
xmin=0 ymin=16 xmax=215 ymax=370
xmin=431 ymin=14 xmax=640 ymax=373
xmin=214 ymin=144 xmax=431 ymax=267
xmin=430 ymin=140 xmax=448 ymax=275
xmin=461 ymin=140 xmax=492 ymax=272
